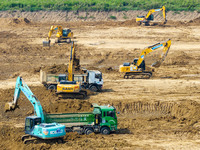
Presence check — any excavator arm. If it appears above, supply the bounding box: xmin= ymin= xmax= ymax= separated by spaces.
xmin=5 ymin=77 xmax=45 ymax=122
xmin=43 ymin=25 xmax=63 ymax=47
xmin=68 ymin=41 xmax=75 ymax=81
xmin=47 ymin=25 xmax=63 ymax=41
xmin=146 ymin=6 xmax=166 ymax=21
xmin=136 ymin=39 xmax=171 ymax=67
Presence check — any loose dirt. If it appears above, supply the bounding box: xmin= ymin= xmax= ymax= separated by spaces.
xmin=0 ymin=13 xmax=200 ymax=149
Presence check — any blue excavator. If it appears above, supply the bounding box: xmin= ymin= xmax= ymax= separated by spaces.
xmin=5 ymin=76 xmax=66 ymax=144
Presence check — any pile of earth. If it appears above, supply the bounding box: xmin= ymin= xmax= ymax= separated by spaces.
xmin=0 ymin=18 xmax=30 ymax=26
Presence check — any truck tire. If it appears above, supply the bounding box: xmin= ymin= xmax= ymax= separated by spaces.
xmin=48 ymin=85 xmax=56 ymax=90
xmin=85 ymin=128 xmax=94 ymax=135
xmin=100 ymin=127 xmax=110 ymax=135
xmin=89 ymin=85 xmax=98 ymax=92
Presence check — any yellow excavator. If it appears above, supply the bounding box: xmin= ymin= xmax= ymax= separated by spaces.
xmin=56 ymin=41 xmax=87 ymax=98
xmin=119 ymin=39 xmax=171 ymax=79
xmin=43 ymin=25 xmax=73 ymax=47
xmin=136 ymin=6 xmax=167 ymax=26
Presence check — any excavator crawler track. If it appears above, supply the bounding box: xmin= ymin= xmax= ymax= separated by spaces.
xmin=124 ymin=72 xmax=152 ymax=79
xmin=57 ymin=91 xmax=87 ymax=99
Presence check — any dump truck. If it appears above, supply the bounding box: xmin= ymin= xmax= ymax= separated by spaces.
xmin=6 ymin=77 xmax=117 ymax=136
xmin=40 ymin=70 xmax=103 ymax=92
xmin=44 ymin=104 xmax=117 ymax=135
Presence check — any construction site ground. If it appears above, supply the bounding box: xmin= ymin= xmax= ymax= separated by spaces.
xmin=1 ymin=15 xmax=200 ymax=149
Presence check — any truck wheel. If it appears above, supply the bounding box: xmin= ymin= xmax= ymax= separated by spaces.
xmin=100 ymin=127 xmax=110 ymax=135
xmin=85 ymin=128 xmax=94 ymax=135
xmin=48 ymin=85 xmax=56 ymax=90
xmin=89 ymin=86 xmax=98 ymax=92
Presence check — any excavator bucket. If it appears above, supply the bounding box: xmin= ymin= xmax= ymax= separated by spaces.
xmin=4 ymin=102 xmax=15 ymax=112
xmin=43 ymin=40 xmax=50 ymax=47
xmin=151 ymin=60 xmax=162 ymax=68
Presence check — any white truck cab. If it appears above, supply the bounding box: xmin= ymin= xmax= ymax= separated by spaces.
xmin=86 ymin=70 xmax=103 ymax=92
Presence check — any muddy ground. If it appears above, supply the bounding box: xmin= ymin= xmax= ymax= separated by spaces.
xmin=0 ymin=15 xmax=200 ymax=149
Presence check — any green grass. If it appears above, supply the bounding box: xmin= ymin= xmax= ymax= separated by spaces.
xmin=0 ymin=0 xmax=199 ymax=12
xmin=109 ymin=15 xmax=117 ymax=20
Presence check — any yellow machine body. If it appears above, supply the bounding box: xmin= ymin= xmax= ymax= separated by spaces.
xmin=119 ymin=39 xmax=171 ymax=79
xmin=136 ymin=6 xmax=166 ymax=25
xmin=57 ymin=82 xmax=81 ymax=93
xmin=43 ymin=25 xmax=73 ymax=46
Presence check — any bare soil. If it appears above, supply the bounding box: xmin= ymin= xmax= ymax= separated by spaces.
xmin=0 ymin=15 xmax=200 ymax=149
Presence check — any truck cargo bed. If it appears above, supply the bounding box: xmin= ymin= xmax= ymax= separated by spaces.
xmin=44 ymin=112 xmax=95 ymax=127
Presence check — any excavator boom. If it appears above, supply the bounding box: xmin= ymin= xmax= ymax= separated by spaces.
xmin=136 ymin=39 xmax=171 ymax=67
xmin=5 ymin=76 xmax=44 ymax=122
xmin=68 ymin=41 xmax=75 ymax=81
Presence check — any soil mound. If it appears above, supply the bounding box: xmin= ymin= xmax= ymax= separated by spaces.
xmin=187 ymin=17 xmax=200 ymax=25
xmin=0 ymin=18 xmax=31 ymax=26
xmin=163 ymin=51 xmax=192 ymax=66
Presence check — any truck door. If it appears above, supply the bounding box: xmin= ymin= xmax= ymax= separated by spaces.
xmin=95 ymin=114 xmax=102 ymax=125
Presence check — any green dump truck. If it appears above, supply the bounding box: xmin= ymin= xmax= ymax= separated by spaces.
xmin=44 ymin=104 xmax=117 ymax=135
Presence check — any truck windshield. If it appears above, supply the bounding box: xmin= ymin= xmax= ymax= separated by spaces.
xmin=95 ymin=73 xmax=102 ymax=79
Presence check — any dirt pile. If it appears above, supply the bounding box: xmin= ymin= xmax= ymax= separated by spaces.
xmin=163 ymin=51 xmax=192 ymax=66
xmin=0 ymin=18 xmax=30 ymax=26
xmin=187 ymin=17 xmax=200 ymax=25
xmin=0 ymin=86 xmax=93 ymax=121
xmin=113 ymin=100 xmax=200 ymax=136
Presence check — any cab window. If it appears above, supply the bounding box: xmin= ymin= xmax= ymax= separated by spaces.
xmin=95 ymin=73 xmax=102 ymax=79
xmin=34 ymin=118 xmax=41 ymax=125
xmin=107 ymin=111 xmax=115 ymax=118
xmin=25 ymin=118 xmax=31 ymax=131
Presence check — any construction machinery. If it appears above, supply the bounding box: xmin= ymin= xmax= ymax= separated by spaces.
xmin=40 ymin=69 xmax=103 ymax=92
xmin=119 ymin=39 xmax=171 ymax=79
xmin=136 ymin=6 xmax=167 ymax=26
xmin=5 ymin=77 xmax=117 ymax=139
xmin=43 ymin=25 xmax=73 ymax=47
xmin=44 ymin=103 xmax=117 ymax=135
xmin=56 ymin=41 xmax=90 ymax=98
xmin=5 ymin=77 xmax=66 ymax=144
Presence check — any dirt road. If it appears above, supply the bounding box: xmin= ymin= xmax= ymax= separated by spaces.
xmin=0 ymin=16 xmax=200 ymax=149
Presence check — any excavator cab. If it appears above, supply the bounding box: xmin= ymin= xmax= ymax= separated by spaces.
xmin=147 ymin=14 xmax=154 ymax=21
xmin=63 ymin=29 xmax=71 ymax=37
xmin=25 ymin=116 xmax=41 ymax=133
xmin=133 ymin=58 xmax=146 ymax=71
xmin=58 ymin=74 xmax=67 ymax=82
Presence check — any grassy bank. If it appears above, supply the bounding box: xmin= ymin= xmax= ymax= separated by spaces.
xmin=0 ymin=0 xmax=199 ymax=12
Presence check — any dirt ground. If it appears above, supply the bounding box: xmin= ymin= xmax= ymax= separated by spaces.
xmin=1 ymin=15 xmax=200 ymax=149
